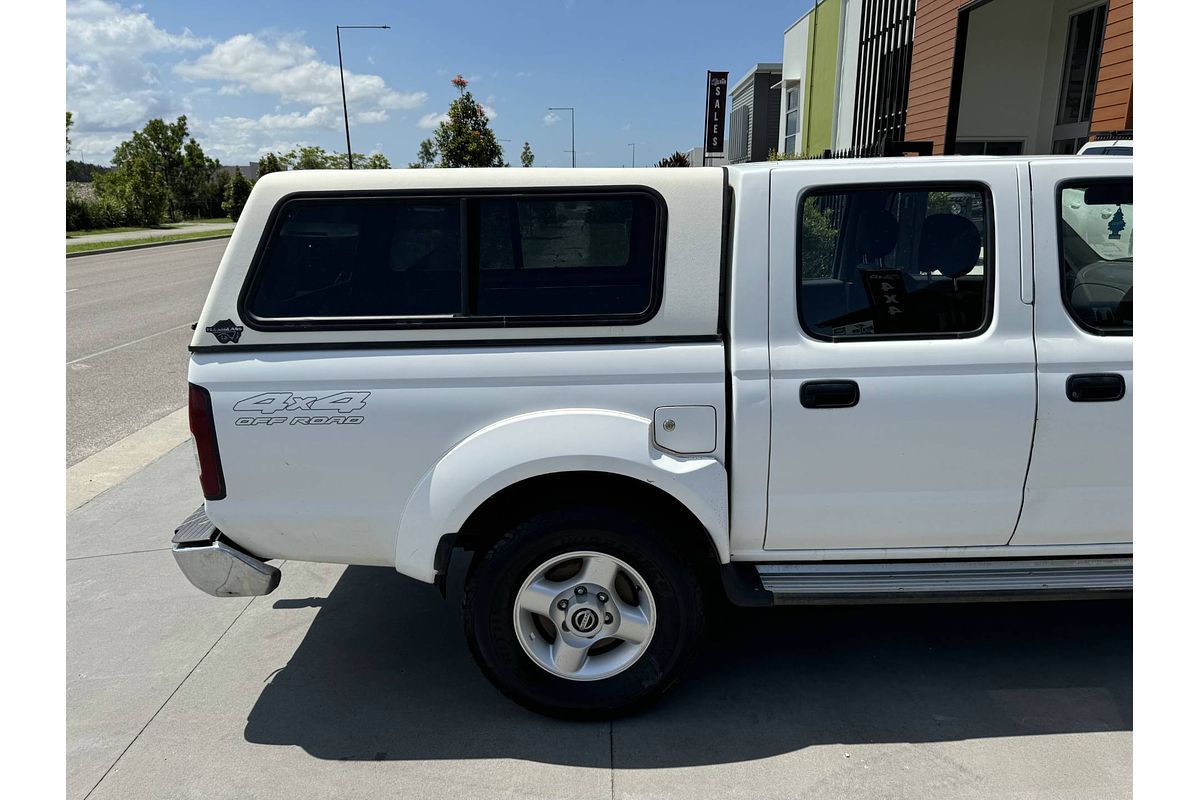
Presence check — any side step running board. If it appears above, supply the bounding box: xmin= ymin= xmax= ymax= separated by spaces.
xmin=722 ymin=558 xmax=1131 ymax=606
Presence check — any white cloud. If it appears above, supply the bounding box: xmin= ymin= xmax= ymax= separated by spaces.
xmin=257 ymin=107 xmax=340 ymax=130
xmin=70 ymin=131 xmax=128 ymax=163
xmin=176 ymin=34 xmax=426 ymax=111
xmin=418 ymin=112 xmax=448 ymax=130
xmin=67 ymin=0 xmax=208 ymax=61
xmin=65 ymin=2 xmax=417 ymax=164
xmin=543 ymin=112 xmax=561 ymax=126
xmin=66 ymin=0 xmax=211 ymax=159
xmin=355 ymin=109 xmax=389 ymax=125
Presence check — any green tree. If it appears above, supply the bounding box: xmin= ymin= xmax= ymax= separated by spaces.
xmin=284 ymin=145 xmax=338 ymax=170
xmin=325 ymin=150 xmax=390 ymax=169
xmin=415 ymin=75 xmax=505 ymax=168
xmin=799 ymin=198 xmax=840 ymax=279
xmin=65 ymin=161 xmax=110 ymax=182
xmin=66 ymin=111 xmax=73 ymax=156
xmin=222 ymin=167 xmax=253 ymax=222
xmin=95 ymin=154 xmax=168 ymax=227
xmin=179 ymin=138 xmax=222 ymax=218
xmin=112 ymin=116 xmax=191 ymax=220
xmin=655 ymin=151 xmax=691 ymax=168
xmin=264 ymin=146 xmax=389 ymax=170
xmin=256 ymin=151 xmax=287 ymax=177
xmin=410 ymin=139 xmax=437 ymax=168
xmin=359 ymin=152 xmax=391 ymax=169
xmin=520 ymin=141 xmax=534 ymax=168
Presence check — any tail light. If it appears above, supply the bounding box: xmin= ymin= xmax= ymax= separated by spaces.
xmin=188 ymin=383 xmax=226 ymax=500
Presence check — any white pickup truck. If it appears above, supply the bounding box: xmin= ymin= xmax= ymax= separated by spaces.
xmin=174 ymin=157 xmax=1132 ymax=717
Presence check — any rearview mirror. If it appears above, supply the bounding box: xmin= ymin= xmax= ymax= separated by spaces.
xmin=1084 ymin=183 xmax=1133 ymax=206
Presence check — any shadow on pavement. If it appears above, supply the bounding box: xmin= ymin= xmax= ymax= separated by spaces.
xmin=244 ymin=564 xmax=1131 ymax=767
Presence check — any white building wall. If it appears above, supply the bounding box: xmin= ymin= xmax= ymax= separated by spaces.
xmin=777 ymin=14 xmax=812 ymax=154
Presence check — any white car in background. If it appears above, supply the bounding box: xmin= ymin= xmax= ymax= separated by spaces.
xmin=1078 ymin=139 xmax=1133 ymax=156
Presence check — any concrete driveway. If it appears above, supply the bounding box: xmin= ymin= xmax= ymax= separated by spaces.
xmin=67 ymin=443 xmax=1132 ymax=800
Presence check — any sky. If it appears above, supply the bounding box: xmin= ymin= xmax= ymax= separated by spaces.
xmin=66 ymin=0 xmax=811 ymax=168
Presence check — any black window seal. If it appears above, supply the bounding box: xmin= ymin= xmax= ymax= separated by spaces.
xmin=236 ymin=185 xmax=668 ymax=332
xmin=189 ymin=333 xmax=720 ymax=355
xmin=794 ymin=180 xmax=997 ymax=344
xmin=1054 ymin=176 xmax=1133 ymax=338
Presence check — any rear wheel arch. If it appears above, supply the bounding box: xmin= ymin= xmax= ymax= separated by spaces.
xmin=454 ymin=471 xmax=724 ymax=579
xmin=395 ymin=408 xmax=729 ymax=583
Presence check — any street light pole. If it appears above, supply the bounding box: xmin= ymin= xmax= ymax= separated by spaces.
xmin=549 ymin=106 xmax=575 ymax=167
xmin=336 ymin=24 xmax=390 ymax=169
xmin=628 ymin=142 xmax=636 ymax=168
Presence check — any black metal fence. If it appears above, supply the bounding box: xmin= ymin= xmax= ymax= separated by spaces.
xmin=851 ymin=0 xmax=918 ymax=152
xmin=788 ymin=139 xmax=934 ymax=160
xmin=1090 ymin=129 xmax=1133 ymax=142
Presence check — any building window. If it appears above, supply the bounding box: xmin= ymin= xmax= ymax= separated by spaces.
xmin=1058 ymin=180 xmax=1132 ymax=335
xmin=729 ymin=104 xmax=751 ymax=163
xmin=1052 ymin=3 xmax=1108 ymax=153
xmin=784 ymin=89 xmax=800 ymax=154
xmin=954 ymin=141 xmax=1024 ymax=156
xmin=243 ymin=191 xmax=664 ymax=327
xmin=797 ymin=185 xmax=991 ymax=340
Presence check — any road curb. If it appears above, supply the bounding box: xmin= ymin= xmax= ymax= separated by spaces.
xmin=67 ymin=407 xmax=192 ymax=512
xmin=66 ymin=233 xmax=232 ymax=258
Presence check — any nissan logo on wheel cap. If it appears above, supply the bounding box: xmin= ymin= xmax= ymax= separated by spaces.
xmin=571 ymin=608 xmax=599 ymax=634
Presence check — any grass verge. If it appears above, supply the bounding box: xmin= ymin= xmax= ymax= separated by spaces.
xmin=66 ymin=230 xmax=231 ymax=254
xmin=66 ymin=218 xmax=234 ymax=238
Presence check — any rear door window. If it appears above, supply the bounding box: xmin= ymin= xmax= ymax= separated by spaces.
xmin=797 ymin=185 xmax=991 ymax=340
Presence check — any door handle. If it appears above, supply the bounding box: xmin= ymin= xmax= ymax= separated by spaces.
xmin=1066 ymin=373 xmax=1125 ymax=402
xmin=800 ymin=380 xmax=860 ymax=409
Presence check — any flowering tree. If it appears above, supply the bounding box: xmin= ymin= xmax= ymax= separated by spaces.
xmin=414 ymin=75 xmax=506 ymax=168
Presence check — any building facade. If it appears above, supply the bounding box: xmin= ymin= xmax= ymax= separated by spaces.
xmin=905 ymin=0 xmax=1132 ymax=154
xmin=777 ymin=0 xmax=846 ymax=157
xmin=774 ymin=0 xmax=1132 ymax=158
xmin=727 ymin=63 xmax=782 ymax=163
xmin=775 ymin=0 xmax=920 ymax=158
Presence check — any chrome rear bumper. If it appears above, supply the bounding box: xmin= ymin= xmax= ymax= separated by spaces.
xmin=172 ymin=506 xmax=280 ymax=597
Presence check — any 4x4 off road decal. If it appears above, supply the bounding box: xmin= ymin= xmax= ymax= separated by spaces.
xmin=205 ymin=319 xmax=244 ymax=344
xmin=233 ymin=391 xmax=368 ymax=427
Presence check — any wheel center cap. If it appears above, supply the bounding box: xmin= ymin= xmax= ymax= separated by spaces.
xmin=571 ymin=607 xmax=600 ymax=634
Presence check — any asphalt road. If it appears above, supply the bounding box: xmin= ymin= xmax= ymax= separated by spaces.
xmin=66 ymin=238 xmax=225 ymax=465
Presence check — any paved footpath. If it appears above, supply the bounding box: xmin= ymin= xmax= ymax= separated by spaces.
xmin=67 ymin=441 xmax=1133 ymax=799
xmin=67 ymin=222 xmax=234 ymax=246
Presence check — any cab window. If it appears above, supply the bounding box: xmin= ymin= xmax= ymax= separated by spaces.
xmin=1059 ymin=180 xmax=1133 ymax=334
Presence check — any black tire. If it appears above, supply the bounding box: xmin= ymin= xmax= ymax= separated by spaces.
xmin=462 ymin=506 xmax=706 ymax=719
